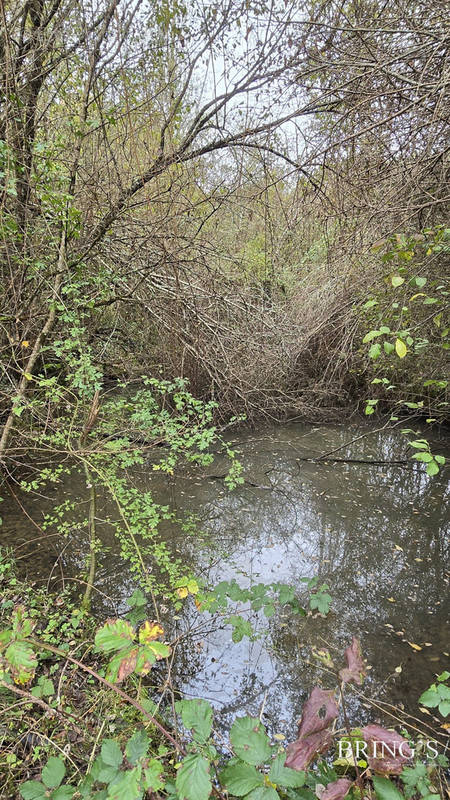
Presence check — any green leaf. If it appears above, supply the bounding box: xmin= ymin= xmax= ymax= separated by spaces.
xmin=42 ymin=757 xmax=66 ymax=789
xmin=369 ymin=342 xmax=381 ymax=360
xmin=52 ymin=788 xmax=75 ymax=800
xmin=395 ymin=338 xmax=407 ymax=358
xmin=95 ymin=620 xmax=135 ymax=653
xmin=438 ymin=700 xmax=450 ymax=716
xmin=437 ymin=671 xmax=450 ymax=681
xmin=415 ymin=277 xmax=427 ymax=288
xmin=5 ymin=640 xmax=37 ymax=684
xmin=230 ymin=717 xmax=272 ymax=766
xmin=107 ymin=766 xmax=141 ymax=800
xmin=176 ymin=753 xmax=211 ymax=800
xmin=426 ymin=461 xmax=439 ymax=476
xmin=269 ymin=753 xmax=305 ymax=787
xmin=391 ymin=276 xmax=404 ymax=287
xmin=175 ymin=699 xmax=213 ymax=743
xmin=362 ymin=330 xmax=380 ymax=343
xmin=220 ymin=760 xmax=264 ymax=795
xmin=373 ymin=775 xmax=404 ymax=800
xmin=419 ymin=688 xmax=439 ymax=708
xmin=19 ymin=781 xmax=47 ymax=800
xmin=125 ymin=730 xmax=150 ymax=764
xmin=143 ymin=759 xmax=165 ymax=791
xmin=384 ymin=342 xmax=395 ymax=354
xmin=411 ymin=452 xmax=433 ymax=462
xmin=246 ymin=788 xmax=279 ymax=800
xmin=100 ymin=739 xmax=123 ymax=768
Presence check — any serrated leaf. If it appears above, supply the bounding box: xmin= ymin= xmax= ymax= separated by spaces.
xmin=269 ymin=753 xmax=305 ymax=787
xmin=220 ymin=760 xmax=264 ymax=795
xmin=143 ymin=758 xmax=165 ymax=791
xmin=230 ymin=717 xmax=272 ymax=766
xmin=6 ymin=640 xmax=37 ymax=684
xmin=246 ymin=787 xmax=279 ymax=799
xmin=125 ymin=730 xmax=150 ymax=764
xmin=19 ymin=781 xmax=47 ymax=800
xmin=107 ymin=766 xmax=141 ymax=800
xmin=42 ymin=757 xmax=66 ymax=788
xmin=373 ymin=775 xmax=404 ymax=799
xmin=176 ymin=753 xmax=211 ymax=800
xmin=95 ymin=619 xmax=134 ymax=653
xmin=175 ymin=698 xmax=213 ymax=743
xmin=100 ymin=739 xmax=123 ymax=767
xmin=138 ymin=620 xmax=163 ymax=643
xmin=52 ymin=788 xmax=75 ymax=800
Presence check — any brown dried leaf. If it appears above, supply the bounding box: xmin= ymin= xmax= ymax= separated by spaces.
xmin=362 ymin=724 xmax=412 ymax=774
xmin=285 ymin=687 xmax=338 ymax=771
xmin=117 ymin=648 xmax=138 ymax=682
xmin=320 ymin=778 xmax=352 ymax=800
xmin=339 ymin=637 xmax=366 ymax=686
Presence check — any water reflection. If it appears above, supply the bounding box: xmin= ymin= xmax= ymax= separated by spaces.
xmin=2 ymin=423 xmax=449 ymax=735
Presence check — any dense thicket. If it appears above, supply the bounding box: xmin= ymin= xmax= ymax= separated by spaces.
xmin=0 ymin=0 xmax=448 ymax=468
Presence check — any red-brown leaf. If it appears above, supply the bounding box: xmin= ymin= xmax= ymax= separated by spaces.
xmin=320 ymin=778 xmax=352 ymax=800
xmin=362 ymin=724 xmax=412 ymax=774
xmin=339 ymin=637 xmax=366 ymax=686
xmin=285 ymin=687 xmax=338 ymax=771
xmin=117 ymin=647 xmax=138 ymax=682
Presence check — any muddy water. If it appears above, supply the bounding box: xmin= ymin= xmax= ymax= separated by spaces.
xmin=2 ymin=423 xmax=449 ymax=736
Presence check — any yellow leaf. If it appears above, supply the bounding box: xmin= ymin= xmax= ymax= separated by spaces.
xmin=21 ymin=340 xmax=30 ymax=348
xmin=407 ymin=641 xmax=422 ymax=651
xmin=176 ymin=587 xmax=188 ymax=599
xmin=387 ymin=597 xmax=395 ymax=602
xmin=273 ymin=733 xmax=285 ymax=741
xmin=139 ymin=620 xmax=164 ymax=643
xmin=24 ymin=372 xmax=33 ymax=380
xmin=394 ymin=544 xmax=403 ymax=551
xmin=395 ymin=338 xmax=407 ymax=358
xmin=419 ymin=707 xmax=431 ymax=715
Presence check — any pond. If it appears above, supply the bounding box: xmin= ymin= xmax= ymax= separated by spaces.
xmin=2 ymin=422 xmax=449 ymax=739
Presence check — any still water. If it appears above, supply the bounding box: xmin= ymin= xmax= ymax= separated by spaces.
xmin=2 ymin=423 xmax=449 ymax=737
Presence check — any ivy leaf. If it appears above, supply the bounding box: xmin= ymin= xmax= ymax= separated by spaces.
xmin=125 ymin=730 xmax=150 ymax=764
xmin=230 ymin=717 xmax=272 ymax=766
xmin=41 ymin=757 xmax=66 ymax=789
xmin=94 ymin=619 xmax=135 ymax=653
xmin=269 ymin=753 xmax=305 ymax=787
xmin=100 ymin=739 xmax=123 ymax=768
xmin=372 ymin=775 xmax=404 ymax=799
xmin=220 ymin=760 xmax=264 ymax=795
xmin=176 ymin=753 xmax=211 ymax=800
xmin=175 ymin=698 xmax=213 ymax=743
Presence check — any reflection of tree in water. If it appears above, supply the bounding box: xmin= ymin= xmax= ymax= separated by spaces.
xmin=2 ymin=424 xmax=448 ymax=733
